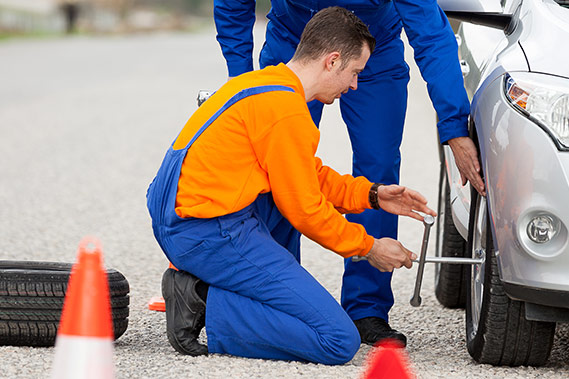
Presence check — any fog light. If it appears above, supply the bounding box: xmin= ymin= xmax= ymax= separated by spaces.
xmin=526 ymin=215 xmax=558 ymax=243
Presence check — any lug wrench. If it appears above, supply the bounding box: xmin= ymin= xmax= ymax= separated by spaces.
xmin=409 ymin=215 xmax=486 ymax=307
xmin=409 ymin=215 xmax=435 ymax=307
xmin=352 ymin=213 xmax=485 ymax=306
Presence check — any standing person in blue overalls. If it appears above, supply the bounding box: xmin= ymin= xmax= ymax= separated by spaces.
xmin=214 ymin=0 xmax=486 ymax=347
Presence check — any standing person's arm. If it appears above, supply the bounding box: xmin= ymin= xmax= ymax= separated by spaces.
xmin=213 ymin=0 xmax=257 ymax=78
xmin=393 ymin=0 xmax=485 ymax=195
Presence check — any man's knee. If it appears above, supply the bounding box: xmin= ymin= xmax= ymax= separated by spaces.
xmin=319 ymin=320 xmax=361 ymax=365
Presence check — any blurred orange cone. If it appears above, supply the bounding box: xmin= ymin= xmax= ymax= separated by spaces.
xmin=51 ymin=237 xmax=115 ymax=379
xmin=147 ymin=296 xmax=166 ymax=312
xmin=362 ymin=340 xmax=415 ymax=379
xmin=147 ymin=262 xmax=178 ymax=312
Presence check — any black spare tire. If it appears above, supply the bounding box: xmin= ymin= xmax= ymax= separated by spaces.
xmin=0 ymin=260 xmax=129 ymax=347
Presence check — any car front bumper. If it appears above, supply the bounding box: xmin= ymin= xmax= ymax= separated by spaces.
xmin=474 ymin=73 xmax=569 ymax=296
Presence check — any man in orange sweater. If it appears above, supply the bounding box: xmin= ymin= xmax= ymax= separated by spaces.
xmin=147 ymin=7 xmax=436 ymax=364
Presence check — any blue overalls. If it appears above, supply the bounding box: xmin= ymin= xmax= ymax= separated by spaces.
xmin=214 ymin=0 xmax=470 ymax=322
xmin=147 ymin=85 xmax=361 ymax=364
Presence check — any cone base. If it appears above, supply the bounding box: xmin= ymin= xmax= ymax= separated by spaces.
xmin=148 ymin=296 xmax=166 ymax=312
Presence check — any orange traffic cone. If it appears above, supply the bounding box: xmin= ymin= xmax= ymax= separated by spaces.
xmin=51 ymin=237 xmax=115 ymax=379
xmin=362 ymin=340 xmax=415 ymax=379
xmin=147 ymin=262 xmax=178 ymax=312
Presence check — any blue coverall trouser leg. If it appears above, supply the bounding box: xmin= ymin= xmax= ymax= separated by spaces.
xmin=160 ymin=194 xmax=360 ymax=364
xmin=260 ymin=3 xmax=409 ymax=322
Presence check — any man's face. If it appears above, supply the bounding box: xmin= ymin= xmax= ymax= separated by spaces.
xmin=317 ymin=45 xmax=371 ymax=105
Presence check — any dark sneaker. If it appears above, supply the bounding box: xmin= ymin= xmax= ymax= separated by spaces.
xmin=353 ymin=317 xmax=407 ymax=347
xmin=161 ymin=268 xmax=208 ymax=356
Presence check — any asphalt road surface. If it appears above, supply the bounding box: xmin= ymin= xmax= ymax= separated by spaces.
xmin=0 ymin=22 xmax=568 ymax=378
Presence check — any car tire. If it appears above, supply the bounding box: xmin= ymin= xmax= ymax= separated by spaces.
xmin=0 ymin=260 xmax=129 ymax=347
xmin=434 ymin=151 xmax=468 ymax=308
xmin=465 ymin=191 xmax=555 ymax=366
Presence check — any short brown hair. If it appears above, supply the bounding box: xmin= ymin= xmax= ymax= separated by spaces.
xmin=292 ymin=7 xmax=375 ymax=68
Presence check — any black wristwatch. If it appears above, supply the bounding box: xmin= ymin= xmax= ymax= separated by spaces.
xmin=368 ymin=183 xmax=384 ymax=210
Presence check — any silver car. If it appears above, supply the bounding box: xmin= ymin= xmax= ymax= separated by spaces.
xmin=435 ymin=0 xmax=569 ymax=367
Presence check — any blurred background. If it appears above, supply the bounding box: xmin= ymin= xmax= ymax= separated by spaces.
xmin=0 ymin=0 xmax=271 ymax=37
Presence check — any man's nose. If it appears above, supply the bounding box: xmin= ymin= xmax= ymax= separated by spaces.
xmin=350 ymin=76 xmax=358 ymax=90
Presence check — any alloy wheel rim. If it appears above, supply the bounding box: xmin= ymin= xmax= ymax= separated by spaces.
xmin=470 ymin=195 xmax=487 ymax=335
xmin=434 ymin=172 xmax=447 ymax=286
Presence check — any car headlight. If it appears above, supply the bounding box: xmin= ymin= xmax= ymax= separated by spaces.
xmin=504 ymin=72 xmax=569 ymax=149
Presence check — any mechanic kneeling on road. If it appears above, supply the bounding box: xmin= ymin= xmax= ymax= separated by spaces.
xmin=147 ymin=6 xmax=436 ymax=364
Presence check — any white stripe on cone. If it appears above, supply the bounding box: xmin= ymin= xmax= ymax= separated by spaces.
xmin=51 ymin=335 xmax=115 ymax=379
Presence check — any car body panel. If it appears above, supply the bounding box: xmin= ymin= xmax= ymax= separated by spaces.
xmin=445 ymin=14 xmax=529 ymax=242
xmin=518 ymin=1 xmax=569 ymax=77
xmin=443 ymin=145 xmax=469 ymax=239
xmin=474 ymin=74 xmax=569 ymax=291
xmin=442 ymin=0 xmax=569 ymax=298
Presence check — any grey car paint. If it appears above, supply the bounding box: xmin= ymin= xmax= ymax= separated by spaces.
xmin=441 ymin=0 xmax=569 ymax=294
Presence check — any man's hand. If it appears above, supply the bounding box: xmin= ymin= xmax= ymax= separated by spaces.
xmin=447 ymin=136 xmax=486 ymax=196
xmin=365 ymin=238 xmax=417 ymax=272
xmin=377 ymin=185 xmax=437 ymax=222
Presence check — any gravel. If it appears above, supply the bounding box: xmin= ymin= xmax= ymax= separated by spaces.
xmin=0 ymin=24 xmax=567 ymax=378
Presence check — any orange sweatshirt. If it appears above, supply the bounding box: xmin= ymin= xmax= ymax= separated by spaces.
xmin=173 ymin=63 xmax=375 ymax=257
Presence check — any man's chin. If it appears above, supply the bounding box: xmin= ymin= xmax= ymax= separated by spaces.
xmin=315 ymin=96 xmax=336 ymax=105
xmin=318 ymin=98 xmax=335 ymax=105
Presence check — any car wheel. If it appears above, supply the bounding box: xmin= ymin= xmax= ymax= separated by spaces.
xmin=465 ymin=192 xmax=555 ymax=366
xmin=434 ymin=154 xmax=468 ymax=308
xmin=0 ymin=260 xmax=129 ymax=347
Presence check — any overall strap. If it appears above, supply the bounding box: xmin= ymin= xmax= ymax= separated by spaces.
xmin=184 ymin=85 xmax=295 ymax=150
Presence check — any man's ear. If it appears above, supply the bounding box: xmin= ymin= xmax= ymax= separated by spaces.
xmin=324 ymin=52 xmax=341 ymax=71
